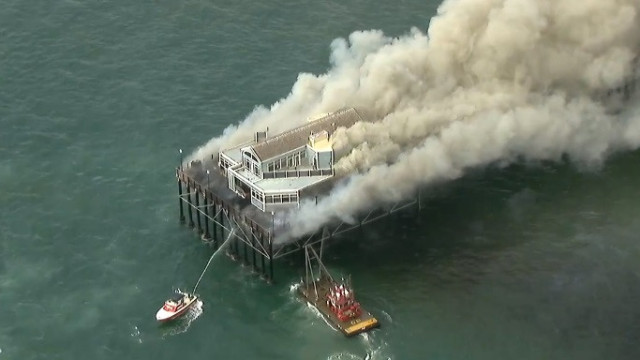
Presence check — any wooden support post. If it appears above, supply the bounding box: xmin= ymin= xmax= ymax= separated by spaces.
xmin=195 ymin=186 xmax=202 ymax=233
xmin=233 ymin=226 xmax=239 ymax=258
xmin=268 ymin=235 xmax=274 ymax=283
xmin=212 ymin=203 xmax=218 ymax=249
xmin=178 ymin=177 xmax=185 ymax=224
xmin=303 ymin=236 xmax=310 ymax=266
xmin=260 ymin=233 xmax=266 ymax=278
xmin=219 ymin=205 xmax=225 ymax=250
xmin=203 ymin=193 xmax=210 ymax=240
xmin=251 ymin=230 xmax=257 ymax=273
xmin=243 ymin=235 xmax=248 ymax=265
xmin=187 ymin=181 xmax=194 ymax=228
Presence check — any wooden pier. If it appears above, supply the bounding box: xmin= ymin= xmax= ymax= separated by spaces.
xmin=176 ymin=157 xmax=421 ymax=282
xmin=177 ymin=161 xmax=275 ymax=281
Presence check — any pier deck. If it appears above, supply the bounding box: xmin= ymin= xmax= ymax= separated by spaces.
xmin=176 ymin=155 xmax=421 ymax=282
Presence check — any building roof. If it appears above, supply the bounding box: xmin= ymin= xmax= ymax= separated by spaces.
xmin=251 ymin=108 xmax=365 ymax=161
xmin=255 ymin=174 xmax=333 ymax=193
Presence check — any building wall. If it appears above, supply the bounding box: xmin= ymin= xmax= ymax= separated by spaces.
xmin=263 ymin=146 xmax=307 ymax=172
xmin=317 ymin=149 xmax=333 ymax=169
xmin=241 ymin=149 xmax=262 ymax=177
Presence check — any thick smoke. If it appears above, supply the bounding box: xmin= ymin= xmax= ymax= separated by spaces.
xmin=189 ymin=0 xmax=640 ymax=242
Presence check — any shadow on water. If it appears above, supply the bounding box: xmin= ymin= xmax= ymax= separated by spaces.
xmin=321 ymin=151 xmax=640 ymax=270
xmin=289 ymin=152 xmax=640 ymax=360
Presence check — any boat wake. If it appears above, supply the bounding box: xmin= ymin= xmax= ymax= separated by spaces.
xmin=160 ymin=299 xmax=204 ymax=338
xmin=358 ymin=332 xmax=390 ymax=360
xmin=305 ymin=302 xmax=340 ymax=333
xmin=288 ymin=281 xmax=301 ymax=293
xmin=325 ymin=333 xmax=390 ymax=360
xmin=129 ymin=325 xmax=143 ymax=344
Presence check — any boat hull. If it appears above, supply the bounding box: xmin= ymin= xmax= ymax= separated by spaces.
xmin=155 ymin=296 xmax=198 ymax=322
xmin=298 ymin=281 xmax=379 ymax=337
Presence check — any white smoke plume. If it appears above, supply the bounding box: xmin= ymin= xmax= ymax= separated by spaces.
xmin=189 ymin=0 xmax=640 ymax=242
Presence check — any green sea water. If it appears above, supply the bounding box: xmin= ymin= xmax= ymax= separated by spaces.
xmin=2 ymin=1 xmax=640 ymax=359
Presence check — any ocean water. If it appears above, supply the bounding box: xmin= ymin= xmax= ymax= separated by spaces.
xmin=2 ymin=1 xmax=640 ymax=359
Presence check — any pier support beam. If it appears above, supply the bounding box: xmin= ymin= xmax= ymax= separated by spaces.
xmin=219 ymin=207 xmax=225 ymax=249
xmin=212 ymin=203 xmax=219 ymax=249
xmin=232 ymin=228 xmax=239 ymax=259
xmin=268 ymin=236 xmax=274 ymax=283
xmin=187 ymin=182 xmax=194 ymax=228
xmin=195 ymin=187 xmax=202 ymax=233
xmin=260 ymin=234 xmax=266 ymax=279
xmin=243 ymin=236 xmax=248 ymax=265
xmin=178 ymin=177 xmax=185 ymax=224
xmin=203 ymin=194 xmax=210 ymax=240
xmin=251 ymin=231 xmax=257 ymax=273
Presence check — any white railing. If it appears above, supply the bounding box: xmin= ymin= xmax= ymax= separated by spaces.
xmin=262 ymin=168 xmax=333 ymax=179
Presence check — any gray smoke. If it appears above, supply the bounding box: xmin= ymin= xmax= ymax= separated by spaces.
xmin=189 ymin=0 xmax=640 ymax=242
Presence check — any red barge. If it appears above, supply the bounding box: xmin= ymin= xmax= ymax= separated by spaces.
xmin=297 ymin=245 xmax=379 ymax=336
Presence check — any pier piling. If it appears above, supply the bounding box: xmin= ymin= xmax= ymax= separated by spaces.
xmin=260 ymin=233 xmax=266 ymax=279
xmin=195 ymin=187 xmax=202 ymax=233
xmin=203 ymin=193 xmax=210 ymax=240
xmin=178 ymin=177 xmax=185 ymax=224
xmin=268 ymin=235 xmax=274 ymax=283
xmin=186 ymin=181 xmax=194 ymax=228
xmin=243 ymin=236 xmax=248 ymax=265
xmin=177 ymin=163 xmax=422 ymax=286
xmin=251 ymin=231 xmax=257 ymax=273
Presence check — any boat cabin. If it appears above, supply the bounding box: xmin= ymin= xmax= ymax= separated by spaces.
xmin=162 ymin=293 xmax=186 ymax=312
xmin=326 ymin=283 xmax=361 ymax=321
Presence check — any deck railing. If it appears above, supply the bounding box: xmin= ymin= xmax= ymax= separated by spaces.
xmin=262 ymin=168 xmax=333 ymax=179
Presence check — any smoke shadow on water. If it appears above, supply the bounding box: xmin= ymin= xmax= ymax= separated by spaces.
xmin=298 ymin=153 xmax=640 ymax=360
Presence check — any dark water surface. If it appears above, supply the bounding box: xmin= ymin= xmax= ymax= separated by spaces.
xmin=2 ymin=1 xmax=639 ymax=359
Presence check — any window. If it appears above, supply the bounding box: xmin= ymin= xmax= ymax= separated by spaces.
xmin=268 ymin=163 xmax=274 ymax=172
xmin=251 ymin=189 xmax=264 ymax=201
xmin=244 ymin=151 xmax=258 ymax=162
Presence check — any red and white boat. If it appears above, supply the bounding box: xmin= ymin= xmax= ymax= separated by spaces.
xmin=155 ymin=291 xmax=198 ymax=322
xmin=326 ymin=282 xmax=362 ymax=322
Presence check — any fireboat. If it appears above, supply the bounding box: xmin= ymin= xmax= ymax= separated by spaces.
xmin=155 ymin=291 xmax=198 ymax=322
xmin=297 ymin=243 xmax=379 ymax=336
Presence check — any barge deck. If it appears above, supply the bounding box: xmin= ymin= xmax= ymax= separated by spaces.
xmin=297 ymin=244 xmax=379 ymax=336
xmin=298 ymin=278 xmax=379 ymax=336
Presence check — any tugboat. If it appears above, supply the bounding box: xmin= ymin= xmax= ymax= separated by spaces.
xmin=155 ymin=291 xmax=198 ymax=323
xmin=326 ymin=281 xmax=362 ymax=322
xmin=297 ymin=243 xmax=379 ymax=336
